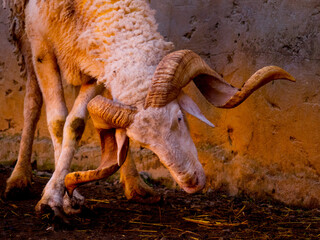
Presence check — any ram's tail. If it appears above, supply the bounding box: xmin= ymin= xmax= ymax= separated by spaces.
xmin=3 ymin=0 xmax=29 ymax=78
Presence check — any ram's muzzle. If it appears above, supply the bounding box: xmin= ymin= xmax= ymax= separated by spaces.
xmin=157 ymin=144 xmax=206 ymax=194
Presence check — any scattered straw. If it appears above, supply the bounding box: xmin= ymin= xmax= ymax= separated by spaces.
xmin=86 ymin=199 xmax=110 ymax=204
xmin=129 ymin=221 xmax=166 ymax=227
xmin=9 ymin=204 xmax=18 ymax=209
xmin=182 ymin=217 xmax=212 ymax=226
xmin=10 ymin=210 xmax=19 ymax=216
xmin=183 ymin=217 xmax=249 ymax=227
xmin=124 ymin=229 xmax=158 ymax=233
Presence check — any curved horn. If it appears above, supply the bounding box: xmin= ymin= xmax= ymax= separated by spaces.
xmin=65 ymin=129 xmax=126 ymax=196
xmin=88 ymin=95 xmax=137 ymax=129
xmin=65 ymin=97 xmax=136 ymax=195
xmin=144 ymin=50 xmax=295 ymax=109
xmin=65 ymin=162 xmax=120 ymax=196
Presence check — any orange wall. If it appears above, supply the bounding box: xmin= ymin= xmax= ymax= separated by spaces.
xmin=0 ymin=1 xmax=319 ymax=207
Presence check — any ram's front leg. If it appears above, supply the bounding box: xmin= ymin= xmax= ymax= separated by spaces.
xmin=120 ymin=151 xmax=160 ymax=203
xmin=35 ymin=81 xmax=101 ymax=216
xmin=26 ymin=37 xmax=67 ymax=219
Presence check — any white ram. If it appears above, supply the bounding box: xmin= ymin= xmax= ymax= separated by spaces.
xmin=4 ymin=0 xmax=295 ymax=218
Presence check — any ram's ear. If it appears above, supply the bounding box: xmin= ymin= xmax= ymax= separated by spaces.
xmin=99 ymin=128 xmax=129 ymax=168
xmin=178 ymin=92 xmax=215 ymax=128
xmin=115 ymin=129 xmax=129 ymax=166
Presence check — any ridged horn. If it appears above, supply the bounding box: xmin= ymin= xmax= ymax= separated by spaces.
xmin=144 ymin=50 xmax=295 ymax=109
xmin=65 ymin=162 xmax=120 ymax=196
xmin=219 ymin=65 xmax=295 ymax=108
xmin=65 ymin=129 xmax=123 ymax=196
xmin=88 ymin=95 xmax=137 ymax=129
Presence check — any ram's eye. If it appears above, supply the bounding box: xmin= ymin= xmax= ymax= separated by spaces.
xmin=178 ymin=117 xmax=182 ymax=122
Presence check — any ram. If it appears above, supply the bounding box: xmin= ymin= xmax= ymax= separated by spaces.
xmin=4 ymin=0 xmax=295 ymax=218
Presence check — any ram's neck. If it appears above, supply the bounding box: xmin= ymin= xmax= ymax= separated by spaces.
xmin=101 ymin=39 xmax=170 ymax=108
xmin=108 ymin=65 xmax=156 ymax=108
xmin=87 ymin=0 xmax=174 ymax=108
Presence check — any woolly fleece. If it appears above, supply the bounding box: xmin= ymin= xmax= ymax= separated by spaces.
xmin=30 ymin=0 xmax=174 ymax=107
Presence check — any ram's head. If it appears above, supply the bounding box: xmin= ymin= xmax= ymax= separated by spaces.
xmin=65 ymin=50 xmax=295 ymax=195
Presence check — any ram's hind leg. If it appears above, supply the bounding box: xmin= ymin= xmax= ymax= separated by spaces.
xmin=120 ymin=152 xmax=160 ymax=203
xmin=5 ymin=39 xmax=43 ymax=199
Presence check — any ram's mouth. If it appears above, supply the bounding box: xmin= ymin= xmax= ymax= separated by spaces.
xmin=153 ymin=147 xmax=206 ymax=194
xmin=177 ymin=170 xmax=206 ymax=194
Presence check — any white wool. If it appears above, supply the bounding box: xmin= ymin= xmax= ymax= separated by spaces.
xmin=36 ymin=0 xmax=174 ymax=106
xmin=75 ymin=0 xmax=174 ymax=106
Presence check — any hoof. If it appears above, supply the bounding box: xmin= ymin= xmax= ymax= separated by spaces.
xmin=36 ymin=203 xmax=71 ymax=228
xmin=63 ymin=190 xmax=85 ymax=215
xmin=122 ymin=174 xmax=161 ymax=204
xmin=35 ymin=190 xmax=64 ymax=217
xmin=5 ymin=175 xmax=33 ymax=200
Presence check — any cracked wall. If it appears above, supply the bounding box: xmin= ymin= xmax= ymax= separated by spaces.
xmin=0 ymin=1 xmax=320 ymax=207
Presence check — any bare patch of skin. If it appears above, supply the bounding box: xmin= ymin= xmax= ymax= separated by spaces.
xmin=51 ymin=119 xmax=65 ymax=143
xmin=70 ymin=118 xmax=85 ymax=142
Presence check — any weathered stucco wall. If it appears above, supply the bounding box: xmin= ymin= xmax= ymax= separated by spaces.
xmin=0 ymin=0 xmax=320 ymax=207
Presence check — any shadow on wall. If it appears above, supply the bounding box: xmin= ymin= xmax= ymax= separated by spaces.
xmin=0 ymin=0 xmax=320 ymax=207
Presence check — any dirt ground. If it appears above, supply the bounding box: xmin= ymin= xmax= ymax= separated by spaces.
xmin=1 ymin=165 xmax=320 ymax=240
